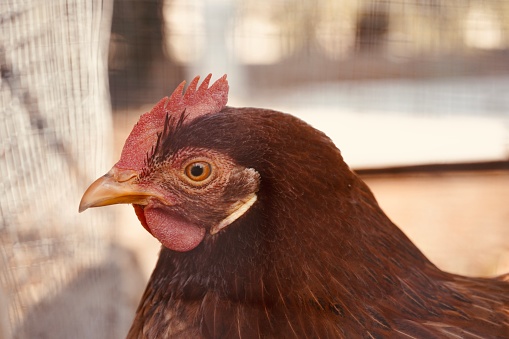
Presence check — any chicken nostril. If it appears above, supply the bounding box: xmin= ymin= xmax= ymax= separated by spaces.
xmin=111 ymin=168 xmax=138 ymax=182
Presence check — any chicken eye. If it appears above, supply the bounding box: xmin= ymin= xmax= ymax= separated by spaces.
xmin=185 ymin=162 xmax=212 ymax=182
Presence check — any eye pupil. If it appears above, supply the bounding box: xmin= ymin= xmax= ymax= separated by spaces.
xmin=185 ymin=161 xmax=212 ymax=182
xmin=190 ymin=164 xmax=204 ymax=177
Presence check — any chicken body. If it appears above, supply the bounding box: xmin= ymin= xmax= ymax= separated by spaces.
xmin=80 ymin=77 xmax=509 ymax=338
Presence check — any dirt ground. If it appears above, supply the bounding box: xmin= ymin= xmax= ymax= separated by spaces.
xmin=364 ymin=172 xmax=509 ymax=277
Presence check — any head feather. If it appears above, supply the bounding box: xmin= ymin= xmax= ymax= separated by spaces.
xmin=115 ymin=74 xmax=229 ymax=170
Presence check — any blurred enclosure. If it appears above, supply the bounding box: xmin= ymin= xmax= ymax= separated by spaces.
xmin=1 ymin=0 xmax=509 ymax=338
xmin=111 ymin=0 xmax=509 ymax=166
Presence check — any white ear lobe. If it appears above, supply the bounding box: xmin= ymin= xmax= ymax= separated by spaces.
xmin=210 ymin=194 xmax=257 ymax=235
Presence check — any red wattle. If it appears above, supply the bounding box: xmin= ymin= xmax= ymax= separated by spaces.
xmin=143 ymin=206 xmax=206 ymax=252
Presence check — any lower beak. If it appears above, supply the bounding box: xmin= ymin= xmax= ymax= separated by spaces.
xmin=79 ymin=168 xmax=162 ymax=213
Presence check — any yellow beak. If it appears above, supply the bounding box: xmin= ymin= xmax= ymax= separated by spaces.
xmin=79 ymin=168 xmax=163 ymax=213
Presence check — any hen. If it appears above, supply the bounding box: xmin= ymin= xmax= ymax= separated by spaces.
xmin=80 ymin=75 xmax=509 ymax=338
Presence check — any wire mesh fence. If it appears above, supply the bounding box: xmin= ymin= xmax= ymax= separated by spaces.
xmin=0 ymin=1 xmax=134 ymax=337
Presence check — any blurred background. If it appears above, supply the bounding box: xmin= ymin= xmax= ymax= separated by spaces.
xmin=1 ymin=0 xmax=508 ymax=337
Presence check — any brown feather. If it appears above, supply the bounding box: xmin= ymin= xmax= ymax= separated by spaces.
xmin=125 ymin=107 xmax=509 ymax=338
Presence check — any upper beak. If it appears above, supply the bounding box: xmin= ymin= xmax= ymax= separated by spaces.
xmin=79 ymin=167 xmax=164 ymax=213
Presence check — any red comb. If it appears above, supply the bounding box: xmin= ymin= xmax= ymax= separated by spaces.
xmin=115 ymin=74 xmax=229 ymax=170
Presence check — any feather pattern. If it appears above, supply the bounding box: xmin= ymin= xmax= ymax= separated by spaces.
xmin=126 ymin=107 xmax=509 ymax=338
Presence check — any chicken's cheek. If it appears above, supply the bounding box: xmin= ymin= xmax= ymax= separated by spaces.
xmin=143 ymin=206 xmax=206 ymax=252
